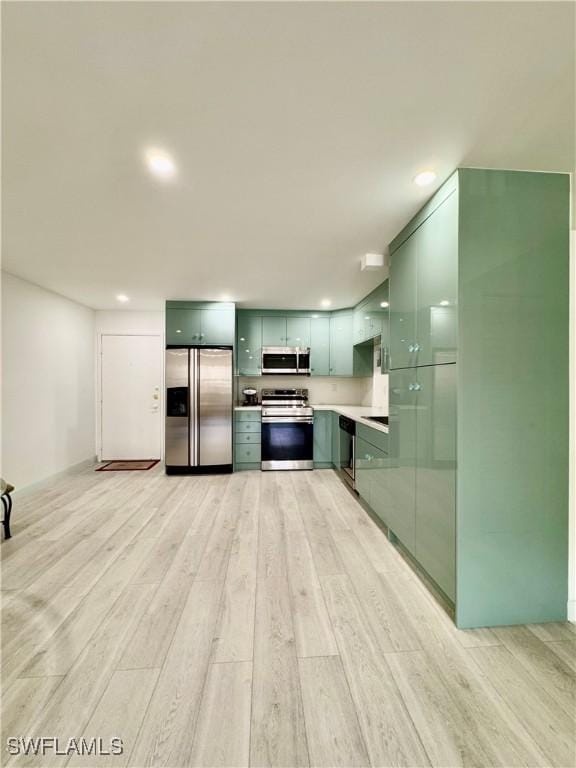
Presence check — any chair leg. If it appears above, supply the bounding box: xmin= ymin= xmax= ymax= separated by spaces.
xmin=2 ymin=495 xmax=12 ymax=539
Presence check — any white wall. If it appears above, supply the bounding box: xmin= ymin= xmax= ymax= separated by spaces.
xmin=95 ymin=310 xmax=164 ymax=460
xmin=363 ymin=337 xmax=389 ymax=410
xmin=2 ymin=272 xmax=96 ymax=489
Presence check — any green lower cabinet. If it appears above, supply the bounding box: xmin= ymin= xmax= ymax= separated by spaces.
xmin=387 ymin=369 xmax=417 ymax=554
xmin=237 ymin=313 xmax=262 ymax=375
xmin=234 ymin=443 xmax=261 ymax=466
xmin=310 ymin=317 xmax=330 ymax=375
xmin=234 ymin=411 xmax=262 ymax=470
xmin=313 ymin=411 xmax=332 ymax=467
xmin=354 ymin=437 xmax=373 ymax=504
xmin=414 ymin=364 xmax=456 ymax=601
xmin=331 ymin=411 xmax=341 ymax=468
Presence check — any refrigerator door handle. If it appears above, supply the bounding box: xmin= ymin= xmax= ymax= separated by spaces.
xmin=189 ymin=349 xmax=200 ymax=466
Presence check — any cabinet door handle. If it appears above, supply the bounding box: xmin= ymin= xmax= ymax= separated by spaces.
xmin=413 ymin=383 xmax=422 ymax=391
xmin=413 ymin=343 xmax=420 ymax=352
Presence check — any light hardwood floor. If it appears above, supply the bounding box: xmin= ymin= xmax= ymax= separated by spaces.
xmin=1 ymin=467 xmax=574 ymax=767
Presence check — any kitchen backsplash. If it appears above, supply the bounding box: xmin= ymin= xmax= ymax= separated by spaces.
xmin=236 ymin=375 xmax=372 ymax=405
xmin=367 ymin=338 xmax=389 ymax=412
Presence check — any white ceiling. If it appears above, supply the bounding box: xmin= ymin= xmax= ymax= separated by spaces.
xmin=3 ymin=1 xmax=574 ymax=311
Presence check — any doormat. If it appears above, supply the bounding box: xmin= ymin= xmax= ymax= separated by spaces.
xmin=96 ymin=460 xmax=160 ymax=472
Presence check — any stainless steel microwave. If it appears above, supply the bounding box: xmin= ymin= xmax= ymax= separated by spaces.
xmin=261 ymin=347 xmax=311 ymax=375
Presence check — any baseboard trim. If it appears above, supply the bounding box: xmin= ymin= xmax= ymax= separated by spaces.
xmin=568 ymin=599 xmax=576 ymax=623
xmin=11 ymin=456 xmax=98 ymax=498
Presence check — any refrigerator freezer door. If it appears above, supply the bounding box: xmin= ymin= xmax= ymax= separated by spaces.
xmin=165 ymin=349 xmax=189 ymax=466
xmin=198 ymin=348 xmax=233 ymax=466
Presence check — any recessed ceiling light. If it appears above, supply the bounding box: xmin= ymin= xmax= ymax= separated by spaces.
xmin=380 ymin=301 xmax=389 ymax=308
xmin=321 ymin=299 xmax=332 ymax=308
xmin=440 ymin=299 xmax=450 ymax=306
xmin=414 ymin=170 xmax=436 ymax=187
xmin=144 ymin=147 xmax=177 ymax=180
xmin=116 ymin=294 xmax=130 ymax=303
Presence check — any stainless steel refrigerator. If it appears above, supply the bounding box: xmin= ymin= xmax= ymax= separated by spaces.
xmin=165 ymin=347 xmax=233 ymax=474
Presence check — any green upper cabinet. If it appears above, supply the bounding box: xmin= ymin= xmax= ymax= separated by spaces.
xmin=286 ymin=317 xmax=311 ymax=347
xmin=353 ymin=281 xmax=389 ymax=346
xmin=390 ymin=181 xmax=458 ymax=369
xmin=262 ymin=316 xmax=287 ymax=346
xmin=166 ymin=308 xmax=202 ymax=345
xmin=313 ymin=410 xmax=332 ymax=466
xmin=166 ymin=302 xmax=235 ymax=346
xmin=329 ymin=311 xmax=354 ymax=376
xmin=201 ymin=309 xmax=235 ymax=346
xmin=331 ymin=411 xmax=340 ymax=467
xmin=390 ymin=229 xmax=419 ymax=369
xmin=310 ymin=316 xmax=330 ymax=375
xmin=236 ymin=312 xmax=262 ymax=375
xmin=416 ymin=191 xmax=458 ymax=366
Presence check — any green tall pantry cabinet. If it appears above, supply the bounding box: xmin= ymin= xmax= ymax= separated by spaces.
xmin=387 ymin=168 xmax=569 ymax=628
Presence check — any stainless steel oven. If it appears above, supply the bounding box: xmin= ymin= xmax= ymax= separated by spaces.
xmin=261 ymin=388 xmax=314 ymax=470
xmin=338 ymin=415 xmax=356 ymax=489
xmin=261 ymin=347 xmax=310 ymax=375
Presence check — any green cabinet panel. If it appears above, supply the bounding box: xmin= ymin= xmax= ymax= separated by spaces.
xmin=455 ymin=169 xmax=569 ymax=627
xmin=166 ymin=308 xmax=202 ymax=345
xmin=329 ymin=312 xmax=354 ymax=376
xmin=356 ymin=423 xmax=388 ymax=455
xmin=166 ymin=304 xmax=235 ymax=346
xmin=353 ymin=281 xmax=389 ymax=346
xmin=234 ymin=409 xmax=261 ymax=422
xmin=390 ymin=228 xmax=418 ymax=369
xmin=313 ymin=410 xmax=332 ymax=466
xmin=234 ymin=420 xmax=261 ymax=434
xmin=355 ymin=436 xmax=373 ymax=503
xmin=310 ymin=317 xmax=331 ymax=375
xmin=416 ymin=191 xmax=458 ymax=366
xmin=286 ymin=317 xmax=311 ymax=347
xmin=262 ymin=316 xmax=287 ymax=346
xmin=235 ymin=444 xmax=261 ymax=463
xmin=355 ymin=437 xmax=388 ymax=526
xmin=331 ymin=411 xmax=340 ymax=468
xmin=414 ymin=364 xmax=456 ymax=601
xmin=386 ymin=369 xmax=417 ymax=553
xmin=201 ymin=309 xmax=235 ymax=346
xmin=237 ymin=314 xmax=262 ymax=375
xmin=235 ymin=432 xmax=261 ymax=444
xmin=386 ymin=168 xmax=569 ymax=628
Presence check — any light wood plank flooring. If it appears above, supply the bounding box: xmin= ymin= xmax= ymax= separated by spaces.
xmin=1 ymin=467 xmax=574 ymax=767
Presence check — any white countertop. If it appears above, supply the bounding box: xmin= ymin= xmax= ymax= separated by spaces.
xmin=234 ymin=403 xmax=389 ymax=434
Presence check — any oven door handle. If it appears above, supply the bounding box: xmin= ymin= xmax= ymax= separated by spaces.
xmin=262 ymin=417 xmax=314 ymax=424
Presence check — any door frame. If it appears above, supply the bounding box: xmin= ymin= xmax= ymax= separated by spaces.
xmin=97 ymin=332 xmax=164 ymax=462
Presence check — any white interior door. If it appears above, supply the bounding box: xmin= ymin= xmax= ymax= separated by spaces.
xmin=101 ymin=334 xmax=162 ymax=460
